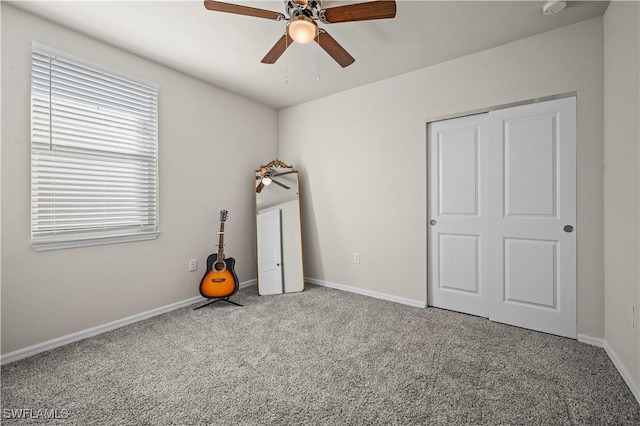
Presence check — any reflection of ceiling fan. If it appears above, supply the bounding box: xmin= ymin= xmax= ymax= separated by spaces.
xmin=256 ymin=167 xmax=295 ymax=193
xmin=203 ymin=0 xmax=397 ymax=68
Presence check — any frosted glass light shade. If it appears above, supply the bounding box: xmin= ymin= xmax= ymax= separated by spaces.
xmin=288 ymin=16 xmax=318 ymax=44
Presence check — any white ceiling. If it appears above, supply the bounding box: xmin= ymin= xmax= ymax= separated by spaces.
xmin=9 ymin=0 xmax=609 ymax=109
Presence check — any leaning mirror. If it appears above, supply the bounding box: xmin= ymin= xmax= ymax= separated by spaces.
xmin=255 ymin=159 xmax=304 ymax=295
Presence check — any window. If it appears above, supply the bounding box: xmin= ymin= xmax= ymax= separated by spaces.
xmin=31 ymin=43 xmax=159 ymax=251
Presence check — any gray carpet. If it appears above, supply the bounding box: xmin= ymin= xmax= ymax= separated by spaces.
xmin=2 ymin=284 xmax=639 ymax=425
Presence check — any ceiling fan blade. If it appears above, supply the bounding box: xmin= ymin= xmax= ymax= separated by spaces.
xmin=315 ymin=30 xmax=355 ymax=68
xmin=261 ymin=33 xmax=294 ymax=64
xmin=272 ymin=170 xmax=296 ymax=177
xmin=322 ymin=0 xmax=396 ymax=24
xmin=204 ymin=0 xmax=285 ymax=21
xmin=272 ymin=180 xmax=291 ymax=190
xmin=256 ymin=181 xmax=265 ymax=193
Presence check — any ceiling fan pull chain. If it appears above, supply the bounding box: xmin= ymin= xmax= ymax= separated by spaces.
xmin=316 ymin=32 xmax=321 ymax=81
xmin=285 ymin=31 xmax=289 ymax=84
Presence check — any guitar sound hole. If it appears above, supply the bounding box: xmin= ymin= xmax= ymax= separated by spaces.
xmin=214 ymin=262 xmax=225 ymax=271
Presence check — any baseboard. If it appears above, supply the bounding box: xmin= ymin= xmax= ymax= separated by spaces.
xmin=603 ymin=341 xmax=640 ymax=405
xmin=238 ymin=279 xmax=257 ymax=290
xmin=0 ymin=279 xmax=256 ymax=365
xmin=577 ymin=334 xmax=605 ymax=347
xmin=578 ymin=334 xmax=639 ymax=405
xmin=306 ymin=277 xmax=426 ymax=308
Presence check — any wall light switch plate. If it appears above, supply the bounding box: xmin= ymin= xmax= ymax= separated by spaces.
xmin=188 ymin=259 xmax=197 ymax=272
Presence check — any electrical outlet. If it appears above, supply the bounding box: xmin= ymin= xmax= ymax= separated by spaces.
xmin=627 ymin=304 xmax=635 ymax=328
xmin=188 ymin=259 xmax=197 ymax=272
xmin=354 ymin=252 xmax=360 ymax=264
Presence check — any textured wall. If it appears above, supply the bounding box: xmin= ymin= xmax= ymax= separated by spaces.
xmin=604 ymin=0 xmax=640 ymax=385
xmin=279 ymin=17 xmax=605 ymax=338
xmin=1 ymin=4 xmax=278 ymax=354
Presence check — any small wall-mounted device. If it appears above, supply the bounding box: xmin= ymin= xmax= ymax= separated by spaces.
xmin=542 ymin=1 xmax=567 ymax=16
xmin=188 ymin=259 xmax=198 ymax=272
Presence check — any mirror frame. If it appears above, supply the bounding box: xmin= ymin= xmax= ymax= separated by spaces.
xmin=255 ymin=159 xmax=305 ymax=295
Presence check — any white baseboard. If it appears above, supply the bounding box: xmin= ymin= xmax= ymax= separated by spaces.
xmin=578 ymin=334 xmax=639 ymax=405
xmin=238 ymin=279 xmax=257 ymax=290
xmin=577 ymin=334 xmax=605 ymax=347
xmin=603 ymin=341 xmax=640 ymax=405
xmin=306 ymin=277 xmax=426 ymax=308
xmin=0 ymin=279 xmax=256 ymax=365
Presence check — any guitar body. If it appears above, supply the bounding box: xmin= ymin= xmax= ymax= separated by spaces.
xmin=199 ymin=253 xmax=239 ymax=299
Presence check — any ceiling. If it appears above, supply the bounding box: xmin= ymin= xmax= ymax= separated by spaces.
xmin=9 ymin=1 xmax=609 ymax=109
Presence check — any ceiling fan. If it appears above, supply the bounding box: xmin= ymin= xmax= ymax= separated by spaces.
xmin=256 ymin=167 xmax=295 ymax=193
xmin=203 ymin=0 xmax=397 ymax=67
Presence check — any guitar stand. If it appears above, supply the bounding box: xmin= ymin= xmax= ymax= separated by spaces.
xmin=193 ymin=297 xmax=244 ymax=310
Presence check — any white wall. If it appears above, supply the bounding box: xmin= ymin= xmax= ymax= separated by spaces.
xmin=1 ymin=4 xmax=277 ymax=355
xmin=603 ymin=0 xmax=640 ymax=385
xmin=279 ymin=17 xmax=605 ymax=338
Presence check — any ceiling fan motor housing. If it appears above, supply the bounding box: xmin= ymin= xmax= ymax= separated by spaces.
xmin=286 ymin=0 xmax=323 ymax=21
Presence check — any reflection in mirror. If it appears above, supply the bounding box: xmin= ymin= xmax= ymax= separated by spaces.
xmin=255 ymin=159 xmax=304 ymax=295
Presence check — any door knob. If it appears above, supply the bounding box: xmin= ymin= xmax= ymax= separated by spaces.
xmin=429 ymin=220 xmax=437 ymax=226
xmin=563 ymin=225 xmax=574 ymax=233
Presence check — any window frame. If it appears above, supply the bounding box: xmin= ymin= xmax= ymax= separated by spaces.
xmin=30 ymin=42 xmax=160 ymax=252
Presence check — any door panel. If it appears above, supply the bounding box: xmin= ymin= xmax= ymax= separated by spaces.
xmin=488 ymin=97 xmax=576 ymax=338
xmin=439 ymin=234 xmax=480 ymax=294
xmin=439 ymin=127 xmax=480 ymax=216
xmin=504 ymin=114 xmax=557 ymax=217
xmin=428 ymin=113 xmax=490 ymax=318
xmin=504 ymin=238 xmax=557 ymax=308
xmin=257 ymin=209 xmax=283 ymax=295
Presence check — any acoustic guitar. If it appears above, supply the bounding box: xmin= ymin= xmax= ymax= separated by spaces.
xmin=199 ymin=210 xmax=239 ymax=299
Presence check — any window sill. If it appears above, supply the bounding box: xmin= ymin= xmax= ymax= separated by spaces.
xmin=31 ymin=232 xmax=159 ymax=252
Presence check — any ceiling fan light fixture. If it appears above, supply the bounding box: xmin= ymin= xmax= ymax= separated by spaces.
xmin=262 ymin=176 xmax=273 ymax=186
xmin=288 ymin=15 xmax=318 ymax=44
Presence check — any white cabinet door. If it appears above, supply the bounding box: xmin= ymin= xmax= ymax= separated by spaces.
xmin=488 ymin=97 xmax=576 ymax=338
xmin=257 ymin=209 xmax=283 ymax=295
xmin=428 ymin=113 xmax=490 ymax=317
xmin=428 ymin=97 xmax=577 ymax=339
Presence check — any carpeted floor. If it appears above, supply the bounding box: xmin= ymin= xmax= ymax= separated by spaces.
xmin=2 ymin=284 xmax=639 ymax=425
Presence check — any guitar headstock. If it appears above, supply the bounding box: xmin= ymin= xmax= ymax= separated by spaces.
xmin=219 ymin=210 xmax=228 ymax=222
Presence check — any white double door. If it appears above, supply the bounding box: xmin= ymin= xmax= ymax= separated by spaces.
xmin=427 ymin=97 xmax=577 ymax=338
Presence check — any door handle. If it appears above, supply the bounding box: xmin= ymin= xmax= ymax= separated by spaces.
xmin=429 ymin=220 xmax=437 ymax=226
xmin=563 ymin=225 xmax=574 ymax=233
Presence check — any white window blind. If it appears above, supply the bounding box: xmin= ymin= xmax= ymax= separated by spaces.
xmin=31 ymin=43 xmax=159 ymax=250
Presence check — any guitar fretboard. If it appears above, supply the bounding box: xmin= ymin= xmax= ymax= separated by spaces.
xmin=217 ymin=222 xmax=225 ymax=260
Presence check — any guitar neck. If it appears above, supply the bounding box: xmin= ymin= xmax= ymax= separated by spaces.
xmin=217 ymin=221 xmax=225 ymax=259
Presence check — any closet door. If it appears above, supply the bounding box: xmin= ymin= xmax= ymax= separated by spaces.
xmin=488 ymin=97 xmax=576 ymax=338
xmin=427 ymin=97 xmax=577 ymax=339
xmin=428 ymin=113 xmax=490 ymax=317
xmin=257 ymin=209 xmax=283 ymax=295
